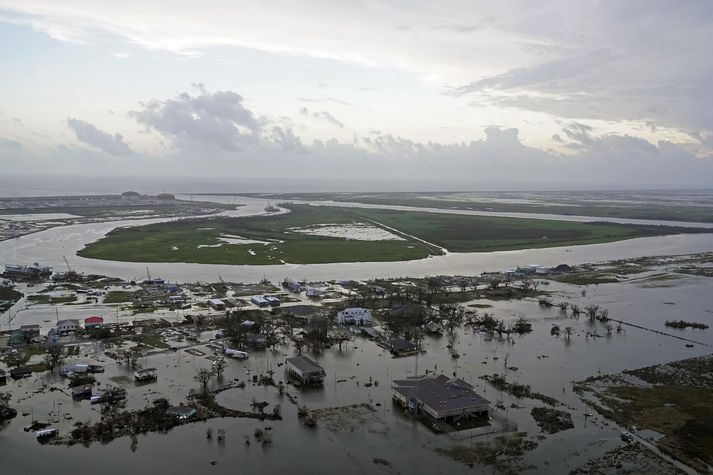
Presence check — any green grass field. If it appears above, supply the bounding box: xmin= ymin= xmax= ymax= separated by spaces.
xmin=77 ymin=204 xmax=709 ymax=265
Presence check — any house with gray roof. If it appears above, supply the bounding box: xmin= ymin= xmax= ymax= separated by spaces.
xmin=392 ymin=374 xmax=489 ymax=424
xmin=285 ymin=356 xmax=326 ymax=385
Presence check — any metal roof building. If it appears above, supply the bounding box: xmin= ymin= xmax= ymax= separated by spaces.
xmin=392 ymin=374 xmax=490 ymax=421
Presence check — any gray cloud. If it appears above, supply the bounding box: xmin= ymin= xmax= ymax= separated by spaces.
xmin=131 ymin=90 xmax=261 ymax=152
xmin=0 ymin=138 xmax=22 ymax=149
xmin=66 ymin=118 xmax=133 ymax=155
xmin=299 ymin=107 xmax=344 ymax=128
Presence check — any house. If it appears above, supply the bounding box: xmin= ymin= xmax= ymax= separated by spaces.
xmin=386 ymin=338 xmax=418 ymax=356
xmin=20 ymin=324 xmax=40 ymax=336
xmin=337 ymin=307 xmax=373 ymax=326
xmin=56 ymin=319 xmax=79 ymax=334
xmin=285 ymin=356 xmax=326 ymax=385
xmin=71 ymin=385 xmax=93 ymax=400
xmin=390 ymin=303 xmax=428 ymax=319
xmin=392 ymin=374 xmax=490 ymax=426
xmin=84 ymin=316 xmax=104 ymax=329
xmin=283 ymin=278 xmax=304 ymax=293
xmin=10 ymin=367 xmax=32 ymax=379
xmin=134 ymin=367 xmax=158 ymax=381
xmin=208 ymin=299 xmax=226 ymax=311
xmin=264 ymin=295 xmax=281 ymax=307
xmin=305 ymin=288 xmax=323 ymax=299
xmin=251 ymin=295 xmax=269 ymax=307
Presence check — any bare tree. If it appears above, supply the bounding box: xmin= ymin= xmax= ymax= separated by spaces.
xmin=43 ymin=345 xmax=65 ymax=373
xmin=212 ymin=357 xmax=227 ymax=379
xmin=194 ymin=368 xmax=214 ymax=394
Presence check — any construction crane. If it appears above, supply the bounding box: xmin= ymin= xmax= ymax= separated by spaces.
xmin=63 ymin=255 xmax=73 ymax=273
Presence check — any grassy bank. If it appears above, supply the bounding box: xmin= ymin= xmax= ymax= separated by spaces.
xmin=77 ymin=204 xmax=709 ymax=265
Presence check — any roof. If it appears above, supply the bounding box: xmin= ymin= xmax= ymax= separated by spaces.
xmin=84 ymin=316 xmax=104 ymax=323
xmin=209 ymin=298 xmax=225 ymax=305
xmin=57 ymin=319 xmax=79 ymax=326
xmin=286 ymin=356 xmax=325 ymax=374
xmin=393 ymin=374 xmax=489 ymax=414
xmin=388 ymin=338 xmax=416 ymax=351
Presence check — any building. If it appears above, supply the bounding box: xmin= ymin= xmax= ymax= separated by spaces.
xmin=264 ymin=295 xmax=281 ymax=307
xmin=134 ymin=367 xmax=158 ymax=381
xmin=285 ymin=356 xmax=326 ymax=385
xmin=337 ymin=307 xmax=373 ymax=326
xmin=385 ymin=338 xmax=418 ymax=356
xmin=392 ymin=374 xmax=490 ymax=426
xmin=20 ymin=324 xmax=40 ymax=336
xmin=84 ymin=316 xmax=104 ymax=329
xmin=283 ymin=278 xmax=305 ymax=293
xmin=56 ymin=319 xmax=79 ymax=334
xmin=208 ymin=299 xmax=226 ymax=311
xmin=251 ymin=295 xmax=269 ymax=307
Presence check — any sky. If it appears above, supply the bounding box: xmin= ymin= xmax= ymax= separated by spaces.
xmin=0 ymin=0 xmax=712 ymax=188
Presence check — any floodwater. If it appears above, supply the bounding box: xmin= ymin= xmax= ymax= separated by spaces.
xmin=0 ymin=195 xmax=711 ymax=284
xmin=1 ymin=272 xmax=711 ymax=474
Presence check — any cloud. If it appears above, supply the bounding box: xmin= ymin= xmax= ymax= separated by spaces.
xmin=299 ymin=107 xmax=344 ymax=128
xmin=66 ymin=118 xmax=133 ymax=155
xmin=131 ymin=90 xmax=261 ymax=152
xmin=0 ymin=137 xmax=22 ymax=149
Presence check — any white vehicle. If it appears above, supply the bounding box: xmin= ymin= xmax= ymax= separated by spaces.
xmin=224 ymin=349 xmax=249 ymax=360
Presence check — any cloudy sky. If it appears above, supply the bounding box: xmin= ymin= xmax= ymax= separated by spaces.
xmin=1 ymin=0 xmax=712 ymax=188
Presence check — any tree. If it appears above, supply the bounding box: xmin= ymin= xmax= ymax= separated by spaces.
xmin=511 ymin=316 xmax=532 ymax=334
xmin=212 ymin=357 xmax=227 ymax=379
xmin=571 ymin=304 xmax=581 ymax=317
xmin=564 ymin=327 xmax=574 ymax=340
xmin=43 ymin=345 xmax=65 ymax=373
xmin=333 ymin=332 xmax=351 ymax=351
xmin=584 ymin=305 xmax=600 ymax=321
xmin=5 ymin=351 xmax=23 ymax=368
xmin=120 ymin=348 xmax=141 ymax=369
xmin=291 ymin=335 xmax=306 ymax=355
xmin=100 ymin=386 xmax=127 ymax=418
xmin=194 ymin=368 xmax=214 ymax=394
xmin=551 ymin=325 xmax=561 ymax=336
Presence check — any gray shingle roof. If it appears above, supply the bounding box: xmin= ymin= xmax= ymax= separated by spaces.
xmin=393 ymin=374 xmax=489 ymax=413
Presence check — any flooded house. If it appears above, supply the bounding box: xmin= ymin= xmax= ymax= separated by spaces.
xmin=71 ymin=385 xmax=93 ymax=400
xmin=10 ymin=367 xmax=32 ymax=379
xmin=385 ymin=338 xmax=418 ymax=356
xmin=285 ymin=356 xmax=326 ymax=385
xmin=336 ymin=307 xmax=373 ymax=326
xmin=392 ymin=374 xmax=490 ymax=428
xmin=134 ymin=367 xmax=158 ymax=382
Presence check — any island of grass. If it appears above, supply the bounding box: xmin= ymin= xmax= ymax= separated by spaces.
xmin=77 ymin=204 xmax=710 ymax=265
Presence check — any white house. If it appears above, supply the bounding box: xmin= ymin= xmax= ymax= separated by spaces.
xmin=336 ymin=307 xmax=373 ymax=325
xmin=56 ymin=319 xmax=79 ymax=334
